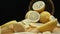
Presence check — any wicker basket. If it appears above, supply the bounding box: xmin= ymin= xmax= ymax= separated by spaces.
xmin=28 ymin=0 xmax=55 ymax=15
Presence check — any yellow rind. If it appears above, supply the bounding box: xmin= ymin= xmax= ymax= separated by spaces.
xmin=40 ymin=11 xmax=51 ymax=23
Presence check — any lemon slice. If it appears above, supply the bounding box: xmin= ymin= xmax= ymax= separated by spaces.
xmin=37 ymin=19 xmax=57 ymax=32
xmin=25 ymin=11 xmax=40 ymax=22
xmin=30 ymin=23 xmax=43 ymax=28
xmin=32 ymin=1 xmax=45 ymax=12
xmin=42 ymin=31 xmax=51 ymax=34
xmin=40 ymin=11 xmax=51 ymax=23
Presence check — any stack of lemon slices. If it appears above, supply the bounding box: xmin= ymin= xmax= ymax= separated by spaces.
xmin=1 ymin=1 xmax=60 ymax=34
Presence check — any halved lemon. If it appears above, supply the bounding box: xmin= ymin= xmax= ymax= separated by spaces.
xmin=37 ymin=19 xmax=57 ymax=32
xmin=25 ymin=11 xmax=40 ymax=22
xmin=32 ymin=1 xmax=45 ymax=13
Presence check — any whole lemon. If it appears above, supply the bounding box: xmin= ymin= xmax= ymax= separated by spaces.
xmin=40 ymin=11 xmax=51 ymax=23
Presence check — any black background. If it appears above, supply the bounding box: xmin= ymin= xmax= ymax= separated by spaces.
xmin=0 ymin=0 xmax=60 ymax=25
